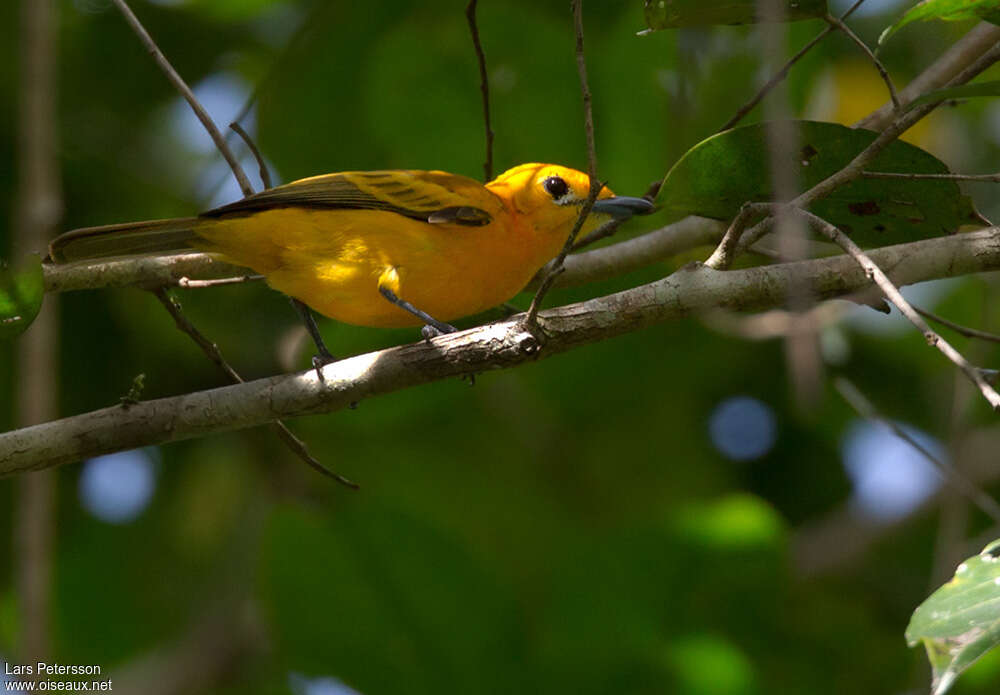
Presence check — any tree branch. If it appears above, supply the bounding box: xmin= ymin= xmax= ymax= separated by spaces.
xmin=801 ymin=210 xmax=1000 ymax=410
xmin=709 ymin=38 xmax=1000 ymax=268
xmin=151 ymin=288 xmax=358 ymax=488
xmin=525 ymin=0 xmax=601 ymax=327
xmin=825 ymin=12 xmax=900 ymax=111
xmin=719 ymin=0 xmax=867 ymax=132
xmin=857 ymin=22 xmax=1000 ymax=132
xmin=110 ymin=0 xmax=253 ymax=196
xmin=42 ymin=253 xmax=252 ymax=293
xmin=465 ymin=0 xmax=494 ymax=182
xmin=528 ymin=216 xmax=725 ymax=290
xmin=4 ymin=228 xmax=999 ymax=475
xmin=834 ymin=376 xmax=1000 ymax=522
xmin=916 ymin=306 xmax=1000 ymax=344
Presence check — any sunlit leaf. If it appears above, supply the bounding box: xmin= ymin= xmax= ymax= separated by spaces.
xmin=907 ymin=539 xmax=1000 ymax=695
xmin=656 ymin=120 xmax=979 ymax=247
xmin=0 ymin=255 xmax=44 ymax=340
xmin=671 ymin=494 xmax=784 ymax=550
xmin=879 ymin=0 xmax=1000 ymax=48
xmin=640 ymin=0 xmax=827 ymax=31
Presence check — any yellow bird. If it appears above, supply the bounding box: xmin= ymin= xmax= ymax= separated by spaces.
xmin=50 ymin=163 xmax=652 ymax=354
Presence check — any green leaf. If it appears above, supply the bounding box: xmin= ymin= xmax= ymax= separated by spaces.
xmin=640 ymin=0 xmax=827 ymax=31
xmin=0 ymin=255 xmax=44 ymax=340
xmin=879 ymin=0 xmax=1000 ymax=48
xmin=907 ymin=540 xmax=1000 ymax=695
xmin=907 ymin=80 xmax=1000 ymax=110
xmin=656 ymin=120 xmax=979 ymax=248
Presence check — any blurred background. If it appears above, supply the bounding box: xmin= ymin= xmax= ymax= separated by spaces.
xmin=2 ymin=0 xmax=1000 ymax=693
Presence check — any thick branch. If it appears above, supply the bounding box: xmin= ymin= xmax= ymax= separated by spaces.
xmin=534 ymin=216 xmax=725 ymax=290
xmin=43 ymin=253 xmax=252 ymax=293
xmin=4 ymin=228 xmax=999 ymax=475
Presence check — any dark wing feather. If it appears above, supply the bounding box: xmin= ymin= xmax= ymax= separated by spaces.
xmin=202 ymin=170 xmax=496 ymax=227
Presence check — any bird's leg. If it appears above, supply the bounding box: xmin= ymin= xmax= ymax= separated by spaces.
xmin=377 ymin=286 xmax=456 ymax=338
xmin=289 ymin=297 xmax=336 ymax=372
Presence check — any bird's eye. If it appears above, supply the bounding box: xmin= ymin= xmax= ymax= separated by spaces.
xmin=543 ymin=176 xmax=569 ymax=199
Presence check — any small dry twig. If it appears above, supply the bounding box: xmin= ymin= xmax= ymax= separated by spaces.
xmin=110 ymin=0 xmax=356 ymax=485
xmin=916 ymin=306 xmax=1000 ymax=344
xmin=524 ymin=0 xmax=601 ymax=328
xmin=835 ymin=376 xmax=1000 ymax=522
xmin=708 ymin=39 xmax=1000 ymax=269
xmin=704 ymin=202 xmax=772 ymax=269
xmin=824 ymin=13 xmax=901 ymax=111
xmin=800 ymin=210 xmax=1000 ymax=411
xmin=719 ymin=0 xmax=868 ymax=131
xmin=229 ymin=121 xmax=273 ymax=189
xmin=178 ymin=274 xmax=265 ymax=289
xmin=465 ymin=0 xmax=494 ymax=182
xmin=858 ymin=22 xmax=1000 ymax=131
xmin=110 ymin=0 xmax=254 ymax=196
xmin=862 ymin=170 xmax=1000 ymax=182
xmin=152 ymin=288 xmax=358 ymax=489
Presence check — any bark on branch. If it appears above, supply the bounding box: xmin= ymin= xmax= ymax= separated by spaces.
xmin=4 ymin=228 xmax=999 ymax=476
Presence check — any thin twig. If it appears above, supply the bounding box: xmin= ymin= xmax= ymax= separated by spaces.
xmin=835 ymin=376 xmax=1000 ymax=522
xmin=719 ymin=0 xmax=868 ymax=132
xmin=862 ymin=170 xmax=1000 ymax=182
xmin=229 ymin=122 xmax=272 ymax=189
xmin=524 ymin=0 xmax=601 ymax=328
xmin=109 ymin=0 xmax=254 ymax=196
xmin=704 ymin=202 xmax=772 ymax=269
xmin=709 ymin=39 xmax=1000 ymax=267
xmin=916 ymin=306 xmax=1000 ymax=343
xmin=825 ymin=12 xmax=901 ymax=111
xmin=794 ymin=40 xmax=1000 ymax=210
xmin=151 ymin=288 xmax=359 ymax=489
xmin=799 ymin=209 xmax=1000 ymax=410
xmin=570 ymin=219 xmax=624 ymax=251
xmin=720 ymin=27 xmax=833 ymax=132
xmin=110 ymin=1 xmax=354 ymax=485
xmin=178 ymin=274 xmax=265 ymax=289
xmin=465 ymin=0 xmax=494 ymax=182
xmin=858 ymin=22 xmax=1000 ymax=131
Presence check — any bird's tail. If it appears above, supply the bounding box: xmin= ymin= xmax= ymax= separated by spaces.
xmin=48 ymin=217 xmax=206 ymax=263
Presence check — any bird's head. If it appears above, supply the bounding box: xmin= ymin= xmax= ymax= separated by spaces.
xmin=487 ymin=163 xmax=654 ymax=244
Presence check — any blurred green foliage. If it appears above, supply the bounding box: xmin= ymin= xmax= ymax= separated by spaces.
xmin=2 ymin=1 xmax=1000 ymax=694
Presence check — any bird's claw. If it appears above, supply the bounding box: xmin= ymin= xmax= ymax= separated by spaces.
xmin=311 ymin=352 xmax=337 ymax=381
xmin=421 ymin=322 xmax=457 ymax=340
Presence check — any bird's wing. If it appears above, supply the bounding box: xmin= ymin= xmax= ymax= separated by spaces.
xmin=202 ymin=170 xmax=501 ymax=227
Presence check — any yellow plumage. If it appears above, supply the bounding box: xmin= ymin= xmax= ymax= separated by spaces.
xmin=50 ymin=163 xmax=652 ymax=328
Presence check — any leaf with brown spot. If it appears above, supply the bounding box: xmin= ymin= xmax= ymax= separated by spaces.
xmin=848 ymin=201 xmax=881 ymax=216
xmin=657 ymin=120 xmax=979 ymax=247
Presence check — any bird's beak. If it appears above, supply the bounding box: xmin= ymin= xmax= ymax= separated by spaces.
xmin=591 ymin=196 xmax=655 ymax=219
